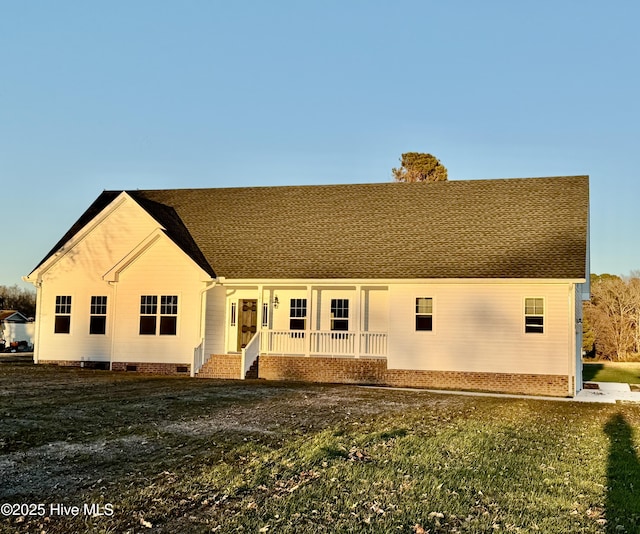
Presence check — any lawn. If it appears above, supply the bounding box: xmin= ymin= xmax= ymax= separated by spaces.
xmin=583 ymin=361 xmax=640 ymax=384
xmin=1 ymin=363 xmax=639 ymax=533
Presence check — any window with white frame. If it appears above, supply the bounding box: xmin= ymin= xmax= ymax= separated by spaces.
xmin=330 ymin=299 xmax=349 ymax=331
xmin=415 ymin=297 xmax=433 ymax=331
xmin=525 ymin=297 xmax=544 ymax=334
xmin=262 ymin=302 xmax=269 ymax=328
xmin=139 ymin=295 xmax=178 ymax=335
xmin=54 ymin=295 xmax=72 ymax=334
xmin=90 ymin=296 xmax=107 ymax=335
xmin=159 ymin=295 xmax=178 ymax=335
xmin=290 ymin=298 xmax=307 ymax=330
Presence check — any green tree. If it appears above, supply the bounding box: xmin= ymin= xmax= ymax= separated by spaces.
xmin=392 ymin=152 xmax=448 ymax=183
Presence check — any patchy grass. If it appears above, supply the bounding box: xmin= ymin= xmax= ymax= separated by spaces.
xmin=583 ymin=361 xmax=640 ymax=384
xmin=1 ymin=364 xmax=640 ymax=533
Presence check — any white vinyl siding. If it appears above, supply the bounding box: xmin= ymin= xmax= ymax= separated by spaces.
xmin=111 ymin=238 xmax=203 ymax=364
xmin=33 ymin=195 xmax=210 ymax=366
xmin=388 ymin=282 xmax=571 ymax=376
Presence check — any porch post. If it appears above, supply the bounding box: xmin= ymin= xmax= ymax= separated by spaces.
xmin=354 ymin=285 xmax=361 ymax=358
xmin=257 ymin=284 xmax=264 ymax=354
xmin=305 ymin=284 xmax=312 ymax=357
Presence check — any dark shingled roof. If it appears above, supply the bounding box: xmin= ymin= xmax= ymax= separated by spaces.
xmin=33 ymin=176 xmax=589 ymax=280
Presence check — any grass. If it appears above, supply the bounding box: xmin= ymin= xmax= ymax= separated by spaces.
xmin=583 ymin=361 xmax=640 ymax=384
xmin=1 ymin=363 xmax=640 ymax=533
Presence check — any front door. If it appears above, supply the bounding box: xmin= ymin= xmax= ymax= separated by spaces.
xmin=237 ymin=299 xmax=258 ymax=350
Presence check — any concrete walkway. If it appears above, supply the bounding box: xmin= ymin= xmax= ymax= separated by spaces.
xmin=363 ymin=383 xmax=640 ymax=404
xmin=575 ymin=382 xmax=640 ymax=404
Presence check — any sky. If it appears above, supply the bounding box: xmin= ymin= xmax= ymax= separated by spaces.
xmin=1 ymin=1 xmax=639 ymax=289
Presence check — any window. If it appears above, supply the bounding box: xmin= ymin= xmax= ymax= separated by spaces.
xmin=262 ymin=302 xmax=269 ymax=327
xmin=90 ymin=296 xmax=107 ymax=335
xmin=415 ymin=297 xmax=433 ymax=331
xmin=54 ymin=296 xmax=72 ymax=334
xmin=139 ymin=295 xmax=178 ymax=335
xmin=160 ymin=295 xmax=178 ymax=335
xmin=290 ymin=298 xmax=307 ymax=330
xmin=230 ymin=302 xmax=237 ymax=326
xmin=330 ymin=299 xmax=349 ymax=331
xmin=139 ymin=295 xmax=158 ymax=335
xmin=525 ymin=298 xmax=544 ymax=334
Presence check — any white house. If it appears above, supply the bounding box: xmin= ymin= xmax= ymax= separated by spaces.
xmin=24 ymin=176 xmax=590 ymax=396
xmin=0 ymin=310 xmax=34 ymax=350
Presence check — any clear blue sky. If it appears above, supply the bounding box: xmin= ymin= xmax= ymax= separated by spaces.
xmin=1 ymin=1 xmax=638 ymax=289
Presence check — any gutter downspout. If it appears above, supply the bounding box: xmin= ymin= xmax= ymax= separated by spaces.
xmin=107 ymin=281 xmax=118 ymax=371
xmin=30 ymin=278 xmax=43 ymax=364
xmin=569 ymin=283 xmax=576 ymax=397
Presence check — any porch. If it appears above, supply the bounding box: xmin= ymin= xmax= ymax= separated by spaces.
xmin=194 ymin=329 xmax=387 ymax=380
xmin=260 ymin=329 xmax=387 ymax=358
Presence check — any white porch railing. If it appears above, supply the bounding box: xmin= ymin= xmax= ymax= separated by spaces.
xmin=310 ymin=331 xmax=356 ymax=355
xmin=261 ymin=330 xmax=307 ymax=354
xmin=193 ymin=339 xmax=205 ymax=376
xmin=261 ymin=330 xmax=387 ymax=357
xmin=360 ymin=332 xmax=388 ymax=356
xmin=241 ymin=332 xmax=261 ymax=379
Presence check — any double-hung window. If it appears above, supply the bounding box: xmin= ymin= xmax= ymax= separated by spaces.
xmin=139 ymin=295 xmax=178 ymax=336
xmin=159 ymin=296 xmax=178 ymax=335
xmin=330 ymin=299 xmax=349 ymax=331
xmin=525 ymin=298 xmax=544 ymax=334
xmin=290 ymin=298 xmax=307 ymax=331
xmin=90 ymin=296 xmax=107 ymax=335
xmin=415 ymin=297 xmax=433 ymax=331
xmin=54 ymin=296 xmax=72 ymax=334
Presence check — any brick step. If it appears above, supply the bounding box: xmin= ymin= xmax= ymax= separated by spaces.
xmin=245 ymin=357 xmax=259 ymax=379
xmin=196 ymin=353 xmax=242 ymax=380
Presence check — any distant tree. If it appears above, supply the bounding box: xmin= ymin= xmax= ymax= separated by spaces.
xmin=0 ymin=285 xmax=36 ymax=318
xmin=627 ymin=271 xmax=640 ymax=355
xmin=582 ymin=310 xmax=596 ymax=357
xmin=392 ymin=152 xmax=448 ymax=183
xmin=584 ymin=274 xmax=637 ymax=360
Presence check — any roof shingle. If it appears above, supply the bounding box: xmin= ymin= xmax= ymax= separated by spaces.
xmin=127 ymin=176 xmax=589 ymax=280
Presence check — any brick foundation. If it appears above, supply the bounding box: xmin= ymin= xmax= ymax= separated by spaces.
xmin=196 ymin=354 xmax=242 ymax=379
xmin=384 ymin=369 xmax=569 ymax=397
xmin=111 ymin=362 xmax=190 ymax=375
xmin=259 ymin=355 xmax=386 ymax=384
xmin=255 ymin=355 xmax=570 ymax=397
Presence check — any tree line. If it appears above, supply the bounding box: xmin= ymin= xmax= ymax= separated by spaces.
xmin=584 ymin=272 xmax=640 ymax=361
xmin=0 ymin=285 xmax=37 ymax=318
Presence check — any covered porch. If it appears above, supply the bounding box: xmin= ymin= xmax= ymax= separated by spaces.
xmin=260 ymin=330 xmax=387 ymax=358
xmin=211 ymin=283 xmax=389 ymax=378
xmin=245 ymin=283 xmax=388 ymax=357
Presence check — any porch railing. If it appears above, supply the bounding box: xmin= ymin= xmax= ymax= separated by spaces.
xmin=261 ymin=330 xmax=387 ymax=357
xmin=310 ymin=331 xmax=356 ymax=355
xmin=261 ymin=330 xmax=307 ymax=354
xmin=193 ymin=339 xmax=205 ymax=376
xmin=360 ymin=332 xmax=388 ymax=356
